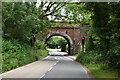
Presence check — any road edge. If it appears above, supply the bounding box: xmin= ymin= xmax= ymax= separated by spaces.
xmin=79 ymin=62 xmax=93 ymax=78
xmin=1 ymin=56 xmax=50 ymax=75
xmin=67 ymin=56 xmax=93 ymax=78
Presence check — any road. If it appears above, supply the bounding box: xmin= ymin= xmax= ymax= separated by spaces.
xmin=1 ymin=49 xmax=90 ymax=80
xmin=43 ymin=56 xmax=89 ymax=78
xmin=47 ymin=49 xmax=68 ymax=56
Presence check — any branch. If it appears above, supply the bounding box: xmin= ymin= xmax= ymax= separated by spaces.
xmin=39 ymin=2 xmax=47 ymax=8
xmin=53 ymin=14 xmax=72 ymax=20
xmin=39 ymin=2 xmax=66 ymax=19
xmin=44 ymin=2 xmax=56 ymax=13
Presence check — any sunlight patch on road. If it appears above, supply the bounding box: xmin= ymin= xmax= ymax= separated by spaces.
xmin=64 ymin=56 xmax=74 ymax=61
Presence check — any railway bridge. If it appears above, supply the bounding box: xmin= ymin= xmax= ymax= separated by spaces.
xmin=42 ymin=23 xmax=86 ymax=55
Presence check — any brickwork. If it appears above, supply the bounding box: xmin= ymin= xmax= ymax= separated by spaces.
xmin=43 ymin=23 xmax=86 ymax=55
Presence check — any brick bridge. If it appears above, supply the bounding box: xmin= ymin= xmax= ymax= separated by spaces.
xmin=43 ymin=23 xmax=86 ymax=55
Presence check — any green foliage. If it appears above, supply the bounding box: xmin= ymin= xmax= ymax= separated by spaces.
xmin=2 ymin=40 xmax=48 ymax=72
xmin=2 ymin=2 xmax=51 ymax=43
xmin=80 ymin=2 xmax=120 ymax=72
xmin=0 ymin=54 xmax=2 ymax=73
xmin=86 ymin=36 xmax=94 ymax=51
xmin=64 ymin=3 xmax=93 ymax=26
xmin=87 ymin=64 xmax=118 ymax=78
xmin=35 ymin=49 xmax=48 ymax=60
xmin=76 ymin=51 xmax=118 ymax=78
xmin=74 ymin=2 xmax=120 ymax=77
xmin=46 ymin=36 xmax=68 ymax=50
xmin=58 ymin=38 xmax=68 ymax=52
xmin=2 ymin=40 xmax=34 ymax=72
xmin=34 ymin=40 xmax=47 ymax=50
xmin=76 ymin=51 xmax=102 ymax=65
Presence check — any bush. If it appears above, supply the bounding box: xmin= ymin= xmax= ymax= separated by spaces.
xmin=107 ymin=46 xmax=120 ymax=71
xmin=35 ymin=49 xmax=48 ymax=60
xmin=34 ymin=40 xmax=47 ymax=50
xmin=2 ymin=39 xmax=48 ymax=72
xmin=76 ymin=50 xmax=119 ymax=75
xmin=76 ymin=50 xmax=102 ymax=65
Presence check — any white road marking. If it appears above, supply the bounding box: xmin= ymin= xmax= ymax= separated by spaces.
xmin=40 ymin=74 xmax=46 ymax=78
xmin=48 ymin=67 xmax=53 ymax=72
xmin=64 ymin=56 xmax=74 ymax=61
xmin=42 ymin=61 xmax=58 ymax=78
xmin=53 ymin=63 xmax=56 ymax=66
xmin=80 ymin=64 xmax=89 ymax=77
xmin=1 ymin=60 xmax=42 ymax=76
xmin=53 ymin=61 xmax=58 ymax=66
xmin=48 ymin=61 xmax=58 ymax=72
xmin=1 ymin=66 xmax=24 ymax=76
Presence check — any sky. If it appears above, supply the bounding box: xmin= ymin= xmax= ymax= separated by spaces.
xmin=36 ymin=0 xmax=66 ymax=21
xmin=36 ymin=0 xmax=84 ymax=22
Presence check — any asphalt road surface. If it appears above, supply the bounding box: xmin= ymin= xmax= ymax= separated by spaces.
xmin=1 ymin=49 xmax=90 ymax=80
xmin=42 ymin=56 xmax=89 ymax=78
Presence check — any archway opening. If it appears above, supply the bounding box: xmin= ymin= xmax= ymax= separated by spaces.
xmin=45 ymin=35 xmax=71 ymax=55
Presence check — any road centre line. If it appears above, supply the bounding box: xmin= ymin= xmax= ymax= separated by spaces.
xmin=48 ymin=61 xmax=58 ymax=71
xmin=53 ymin=63 xmax=57 ymax=66
xmin=40 ymin=74 xmax=46 ymax=78
xmin=40 ymin=57 xmax=59 ymax=78
xmin=53 ymin=60 xmax=59 ymax=66
xmin=40 ymin=61 xmax=58 ymax=78
xmin=48 ymin=67 xmax=53 ymax=72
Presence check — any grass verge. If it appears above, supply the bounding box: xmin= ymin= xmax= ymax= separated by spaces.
xmin=76 ymin=51 xmax=119 ymax=78
xmin=85 ymin=64 xmax=118 ymax=78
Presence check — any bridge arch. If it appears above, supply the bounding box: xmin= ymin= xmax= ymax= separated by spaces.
xmin=44 ymin=33 xmax=73 ymax=55
xmin=42 ymin=25 xmax=86 ymax=54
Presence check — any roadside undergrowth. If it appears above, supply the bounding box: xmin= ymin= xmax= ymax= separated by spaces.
xmin=76 ymin=51 xmax=119 ymax=78
xmin=2 ymin=39 xmax=48 ymax=73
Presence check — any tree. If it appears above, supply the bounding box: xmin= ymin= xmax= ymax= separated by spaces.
xmin=66 ymin=2 xmax=120 ymax=72
xmin=58 ymin=38 xmax=67 ymax=52
xmin=46 ymin=36 xmax=68 ymax=51
xmin=2 ymin=2 xmax=51 ymax=43
xmin=37 ymin=2 xmax=67 ymax=20
xmin=84 ymin=2 xmax=120 ymax=71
